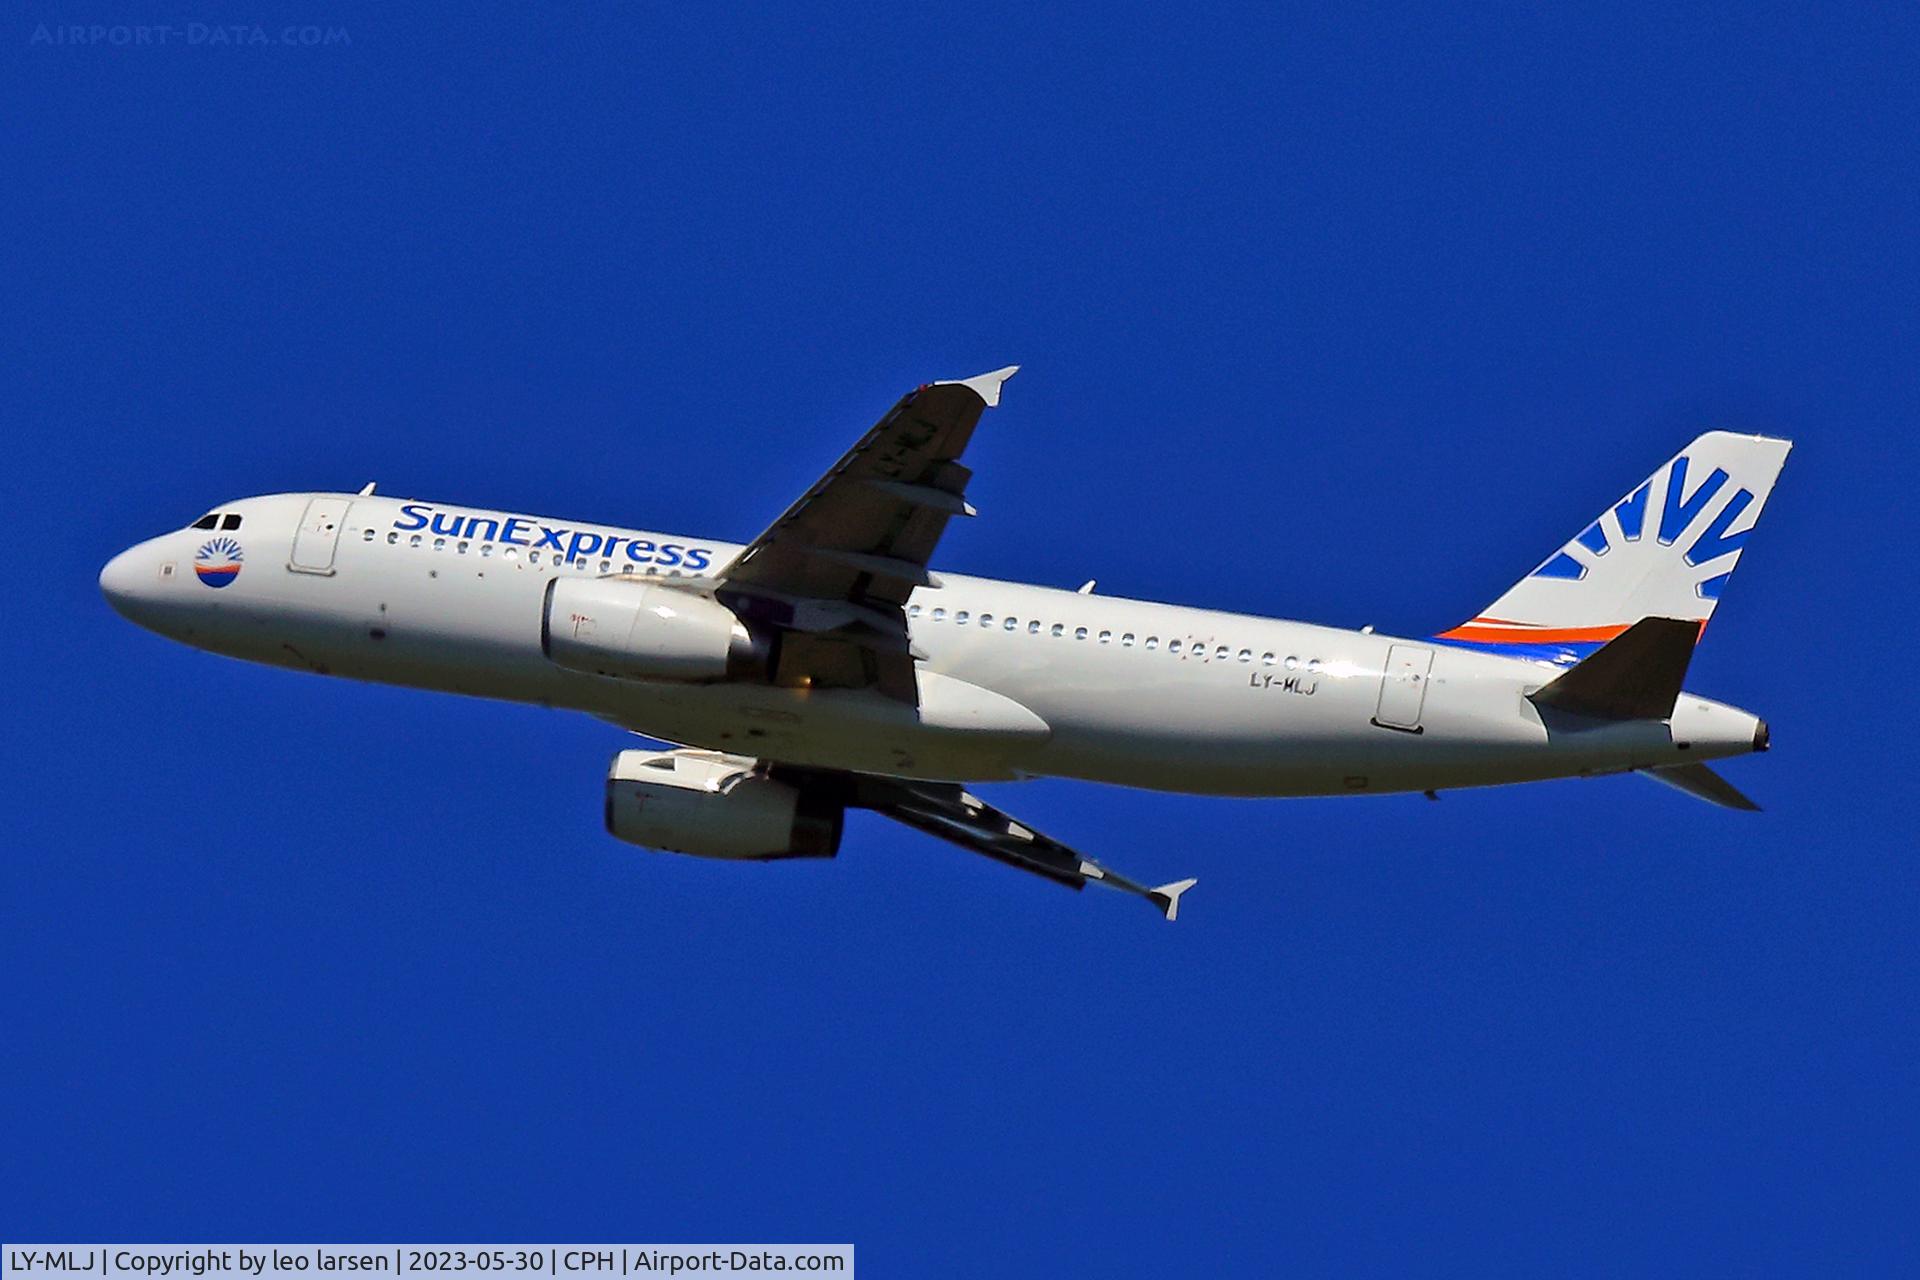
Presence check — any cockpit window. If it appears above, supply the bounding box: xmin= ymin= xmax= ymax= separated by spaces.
xmin=221 ymin=513 xmax=242 ymax=530
xmin=191 ymin=514 xmax=219 ymax=530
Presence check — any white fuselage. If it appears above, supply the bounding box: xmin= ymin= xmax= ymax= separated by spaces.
xmin=101 ymin=493 xmax=1766 ymax=797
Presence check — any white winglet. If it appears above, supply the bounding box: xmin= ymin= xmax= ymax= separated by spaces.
xmin=938 ymin=364 xmax=1020 ymax=408
xmin=1151 ymin=878 xmax=1198 ymax=922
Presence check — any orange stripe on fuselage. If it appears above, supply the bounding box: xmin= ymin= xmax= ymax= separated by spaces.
xmin=1436 ymin=617 xmax=1706 ymax=645
xmin=1436 ymin=621 xmax=1627 ymax=644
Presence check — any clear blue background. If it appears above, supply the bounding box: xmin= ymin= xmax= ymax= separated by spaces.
xmin=4 ymin=4 xmax=1914 ymax=1273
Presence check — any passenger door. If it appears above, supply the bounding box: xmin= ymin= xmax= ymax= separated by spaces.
xmin=1373 ymin=643 xmax=1433 ymax=732
xmin=289 ymin=497 xmax=352 ymax=575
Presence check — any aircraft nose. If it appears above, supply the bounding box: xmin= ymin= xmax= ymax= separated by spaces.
xmin=99 ymin=546 xmax=146 ymax=618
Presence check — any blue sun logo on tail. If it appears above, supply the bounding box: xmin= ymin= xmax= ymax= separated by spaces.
xmin=194 ymin=536 xmax=244 ymax=588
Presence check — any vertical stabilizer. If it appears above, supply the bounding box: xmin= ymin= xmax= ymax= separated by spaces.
xmin=1436 ymin=431 xmax=1791 ymax=664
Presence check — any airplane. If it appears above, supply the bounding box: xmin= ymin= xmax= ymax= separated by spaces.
xmin=99 ymin=368 xmax=1790 ymax=920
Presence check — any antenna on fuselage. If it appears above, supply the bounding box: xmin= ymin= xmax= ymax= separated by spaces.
xmin=358 ymin=481 xmax=377 ymax=496
xmin=1076 ymin=579 xmax=1096 ymax=594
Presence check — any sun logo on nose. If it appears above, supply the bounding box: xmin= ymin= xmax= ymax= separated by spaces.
xmin=194 ymin=536 xmax=244 ymax=588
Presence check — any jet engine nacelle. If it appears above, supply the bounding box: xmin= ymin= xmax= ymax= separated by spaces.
xmin=604 ymin=749 xmax=843 ymax=860
xmin=543 ymin=577 xmax=768 ymax=682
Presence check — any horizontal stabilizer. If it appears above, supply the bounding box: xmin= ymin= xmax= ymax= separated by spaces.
xmin=1528 ymin=616 xmax=1699 ymax=721
xmin=1639 ymin=763 xmax=1761 ymax=811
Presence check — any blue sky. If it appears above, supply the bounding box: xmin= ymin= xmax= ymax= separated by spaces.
xmin=4 ymin=3 xmax=1915 ymax=1273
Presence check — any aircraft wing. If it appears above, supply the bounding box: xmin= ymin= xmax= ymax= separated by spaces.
xmin=715 ymin=367 xmax=1017 ymax=701
xmin=850 ymin=775 xmax=1197 ymax=921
